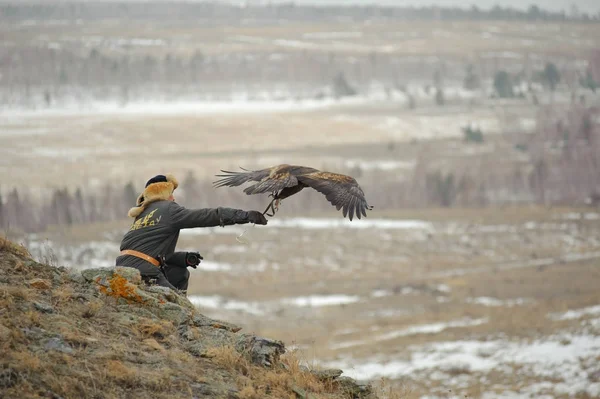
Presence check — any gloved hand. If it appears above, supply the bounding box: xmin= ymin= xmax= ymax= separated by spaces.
xmin=246 ymin=210 xmax=268 ymax=225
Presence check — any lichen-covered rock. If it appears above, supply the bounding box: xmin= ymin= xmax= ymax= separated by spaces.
xmin=114 ymin=266 xmax=142 ymax=284
xmin=44 ymin=337 xmax=73 ymax=354
xmin=143 ymin=285 xmax=195 ymax=310
xmin=152 ymin=302 xmax=192 ymax=325
xmin=116 ymin=305 xmax=159 ymax=320
xmin=192 ymin=314 xmax=241 ymax=333
xmin=66 ymin=270 xmax=86 ymax=284
xmin=308 ymin=367 xmax=344 ymax=381
xmin=81 ymin=267 xmax=115 ymax=282
xmin=336 ymin=376 xmax=375 ymax=399
xmin=235 ymin=334 xmax=285 ymax=367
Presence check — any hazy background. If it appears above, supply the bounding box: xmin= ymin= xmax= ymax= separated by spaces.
xmin=2 ymin=1 xmax=600 ymax=398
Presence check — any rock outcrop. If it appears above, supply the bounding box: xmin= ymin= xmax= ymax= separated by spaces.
xmin=0 ymin=237 xmax=377 ymax=399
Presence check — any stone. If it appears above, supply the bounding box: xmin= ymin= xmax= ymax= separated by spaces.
xmin=195 ymin=326 xmax=234 ymax=348
xmin=44 ymin=337 xmax=74 ymax=354
xmin=309 ymin=368 xmax=343 ymax=381
xmin=22 ymin=327 xmax=48 ymax=340
xmin=185 ymin=342 xmax=209 ymax=357
xmin=66 ymin=270 xmax=86 ymax=285
xmin=114 ymin=266 xmax=142 ymax=285
xmin=81 ymin=268 xmax=114 ymax=283
xmin=28 ymin=278 xmax=51 ymax=290
xmin=153 ymin=302 xmax=192 ymax=325
xmin=33 ymin=302 xmax=54 ymax=314
xmin=235 ymin=334 xmax=285 ymax=368
xmin=116 ymin=305 xmax=159 ymax=320
xmin=107 ymin=312 xmax=140 ymax=328
xmin=192 ymin=314 xmax=241 ymax=333
xmin=291 ymin=384 xmax=317 ymax=399
xmin=178 ymin=325 xmax=201 ymax=341
xmin=190 ymin=382 xmax=219 ymax=396
xmin=335 ymin=376 xmax=374 ymax=398
xmin=143 ymin=286 xmax=196 ymax=310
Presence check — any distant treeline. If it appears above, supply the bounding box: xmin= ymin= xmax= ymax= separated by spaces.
xmin=1 ymin=2 xmax=597 ymax=22
xmin=2 ymin=100 xmax=599 ymax=234
xmin=1 ymin=35 xmax=594 ymax=109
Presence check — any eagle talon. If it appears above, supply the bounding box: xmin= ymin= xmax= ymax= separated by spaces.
xmin=262 ymin=197 xmax=278 ymax=217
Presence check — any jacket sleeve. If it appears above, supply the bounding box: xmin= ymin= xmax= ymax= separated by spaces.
xmin=169 ymin=202 xmax=249 ymax=229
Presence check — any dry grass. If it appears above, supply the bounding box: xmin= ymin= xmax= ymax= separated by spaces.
xmin=0 ymin=235 xmax=31 ymax=259
xmin=82 ymin=300 xmax=105 ymax=318
xmin=51 ymin=284 xmax=75 ymax=306
xmin=1 ymin=285 xmax=33 ymax=302
xmin=104 ymin=360 xmax=143 ymax=387
xmin=205 ymin=345 xmax=249 ymax=373
xmin=205 ymin=345 xmax=343 ymax=398
xmin=134 ymin=319 xmax=175 ymax=341
xmin=10 ymin=351 xmax=42 ymax=372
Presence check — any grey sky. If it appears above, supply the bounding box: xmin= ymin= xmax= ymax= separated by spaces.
xmin=20 ymin=0 xmax=600 ymax=15
xmin=226 ymin=0 xmax=600 ymax=14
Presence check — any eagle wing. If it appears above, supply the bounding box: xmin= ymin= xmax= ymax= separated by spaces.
xmin=213 ymin=165 xmax=299 ymax=195
xmin=297 ymin=171 xmax=372 ymax=221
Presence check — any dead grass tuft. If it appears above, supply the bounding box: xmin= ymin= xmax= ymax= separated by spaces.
xmin=24 ymin=310 xmax=41 ymax=327
xmin=0 ymin=236 xmax=31 ymax=259
xmin=372 ymin=378 xmax=416 ymax=399
xmin=205 ymin=345 xmax=249 ymax=374
xmin=135 ymin=319 xmax=175 ymax=341
xmin=105 ymin=360 xmax=140 ymax=387
xmin=82 ymin=300 xmax=104 ymax=318
xmin=143 ymin=338 xmax=166 ymax=353
xmin=1 ymin=285 xmax=32 ymax=301
xmin=205 ymin=346 xmax=345 ymax=398
xmin=51 ymin=284 xmax=75 ymax=306
xmin=10 ymin=350 xmax=42 ymax=372
xmin=238 ymin=385 xmax=262 ymax=399
xmin=280 ymin=350 xmax=332 ymax=394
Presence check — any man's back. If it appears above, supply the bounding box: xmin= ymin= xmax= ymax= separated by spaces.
xmin=116 ymin=200 xmax=180 ymax=269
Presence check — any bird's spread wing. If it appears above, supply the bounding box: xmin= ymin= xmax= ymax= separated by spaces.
xmin=213 ymin=165 xmax=298 ymax=195
xmin=298 ymin=172 xmax=372 ymax=221
xmin=213 ymin=167 xmax=271 ymax=188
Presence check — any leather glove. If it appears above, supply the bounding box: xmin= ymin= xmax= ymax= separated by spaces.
xmin=246 ymin=210 xmax=268 ymax=225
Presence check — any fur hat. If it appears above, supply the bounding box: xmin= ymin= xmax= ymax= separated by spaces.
xmin=128 ymin=173 xmax=179 ymax=218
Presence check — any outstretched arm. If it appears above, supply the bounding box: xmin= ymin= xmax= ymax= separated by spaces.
xmin=169 ymin=202 xmax=267 ymax=229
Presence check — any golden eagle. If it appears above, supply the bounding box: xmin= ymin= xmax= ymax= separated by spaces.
xmin=213 ymin=164 xmax=372 ymax=221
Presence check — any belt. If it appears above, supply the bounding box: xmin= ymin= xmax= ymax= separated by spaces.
xmin=120 ymin=249 xmax=160 ymax=267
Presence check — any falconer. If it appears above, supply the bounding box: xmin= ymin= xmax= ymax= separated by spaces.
xmin=116 ymin=174 xmax=267 ymax=293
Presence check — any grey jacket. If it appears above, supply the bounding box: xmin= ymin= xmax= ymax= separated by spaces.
xmin=116 ymin=200 xmax=250 ymax=268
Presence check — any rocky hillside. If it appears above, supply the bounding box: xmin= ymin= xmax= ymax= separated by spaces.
xmin=0 ymin=237 xmax=378 ymax=399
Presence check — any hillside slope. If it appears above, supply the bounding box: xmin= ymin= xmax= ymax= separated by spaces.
xmin=0 ymin=237 xmax=377 ymax=399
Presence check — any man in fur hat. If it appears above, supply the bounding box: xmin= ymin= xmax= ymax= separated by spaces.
xmin=116 ymin=174 xmax=267 ymax=292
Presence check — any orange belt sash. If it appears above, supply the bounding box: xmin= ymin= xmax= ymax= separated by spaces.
xmin=120 ymin=249 xmax=160 ymax=267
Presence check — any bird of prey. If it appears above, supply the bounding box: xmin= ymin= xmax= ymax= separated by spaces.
xmin=213 ymin=164 xmax=373 ymax=221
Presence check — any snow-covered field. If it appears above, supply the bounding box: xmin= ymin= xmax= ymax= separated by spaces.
xmin=0 ymin=90 xmax=542 ymax=199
